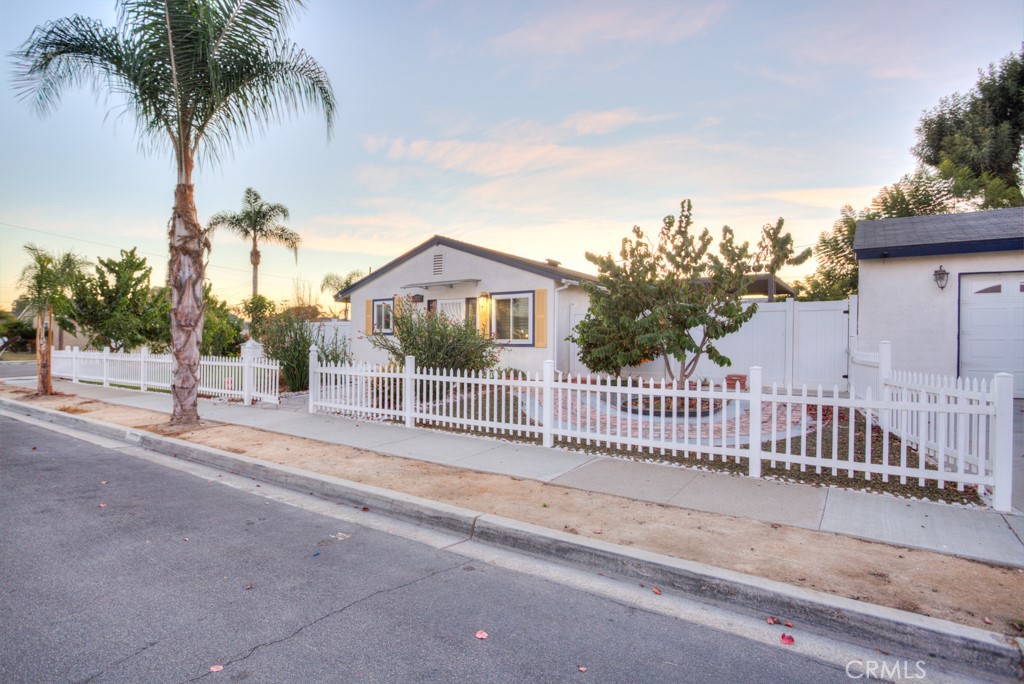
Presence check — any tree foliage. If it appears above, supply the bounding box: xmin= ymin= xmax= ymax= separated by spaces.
xmin=239 ymin=294 xmax=277 ymax=340
xmin=12 ymin=0 xmax=335 ymax=423
xmin=794 ymin=207 xmax=860 ymax=301
xmin=753 ymin=217 xmax=811 ymax=301
xmin=69 ymin=248 xmax=165 ymax=351
xmin=570 ymin=200 xmax=758 ymax=382
xmin=368 ymin=298 xmax=500 ymax=372
xmin=913 ymin=48 xmax=1024 ymax=207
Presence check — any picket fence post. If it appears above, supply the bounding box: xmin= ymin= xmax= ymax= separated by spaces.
xmin=102 ymin=347 xmax=110 ymax=387
xmin=877 ymin=341 xmax=892 ymax=430
xmin=140 ymin=347 xmax=149 ymax=392
xmin=747 ymin=366 xmax=763 ymax=478
xmin=542 ymin=360 xmax=554 ymax=448
xmin=72 ymin=346 xmax=80 ymax=383
xmin=992 ymin=373 xmax=1013 ymax=513
xmin=404 ymin=355 xmax=415 ymax=429
xmin=308 ymin=344 xmax=319 ymax=413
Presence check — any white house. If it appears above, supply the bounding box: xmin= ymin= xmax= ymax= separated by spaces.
xmin=333 ymin=235 xmax=595 ymax=373
xmin=853 ymin=207 xmax=1023 ymax=396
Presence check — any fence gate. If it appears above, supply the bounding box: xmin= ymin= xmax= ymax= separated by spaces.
xmin=792 ymin=300 xmax=849 ymax=390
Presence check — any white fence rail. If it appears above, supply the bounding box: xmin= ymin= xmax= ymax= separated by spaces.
xmin=51 ymin=345 xmax=280 ymax=405
xmin=309 ymin=348 xmax=1015 ymax=511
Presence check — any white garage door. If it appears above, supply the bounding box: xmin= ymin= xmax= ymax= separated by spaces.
xmin=960 ymin=272 xmax=1024 ymax=398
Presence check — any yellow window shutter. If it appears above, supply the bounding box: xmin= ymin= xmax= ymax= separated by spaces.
xmin=534 ymin=288 xmax=547 ymax=348
xmin=365 ymin=300 xmax=373 ymax=336
xmin=478 ymin=297 xmax=489 ymax=337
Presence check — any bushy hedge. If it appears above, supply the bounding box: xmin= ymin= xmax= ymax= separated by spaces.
xmin=262 ymin=310 xmax=350 ymax=391
xmin=368 ymin=299 xmax=499 ymax=371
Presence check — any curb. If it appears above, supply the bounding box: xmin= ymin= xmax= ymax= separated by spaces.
xmin=2 ymin=396 xmax=1021 ymax=682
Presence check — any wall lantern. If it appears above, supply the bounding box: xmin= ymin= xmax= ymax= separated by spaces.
xmin=933 ymin=265 xmax=949 ymax=290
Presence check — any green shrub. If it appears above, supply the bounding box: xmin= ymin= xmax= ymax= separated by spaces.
xmin=368 ymin=298 xmax=500 ymax=371
xmin=263 ymin=312 xmax=350 ymax=391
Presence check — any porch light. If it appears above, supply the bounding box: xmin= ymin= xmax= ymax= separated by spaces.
xmin=933 ymin=266 xmax=949 ymax=290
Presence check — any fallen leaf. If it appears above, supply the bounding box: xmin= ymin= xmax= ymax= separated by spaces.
xmin=183 ymin=538 xmax=189 ymax=542
xmin=361 ymin=506 xmax=369 ymax=512
xmin=592 ymin=530 xmax=602 ymax=535
xmin=255 ymin=484 xmax=261 ymax=488
xmin=100 ymin=480 xmax=109 ymax=485
xmin=31 ymin=447 xmax=37 ymax=451
xmin=98 ymin=503 xmax=107 ymax=508
xmin=983 ymin=617 xmax=993 ymax=625
xmin=245 ymin=583 xmax=254 ymax=591
xmin=475 ymin=630 xmax=489 ymax=640
xmin=209 ymin=665 xmax=223 ymax=672
xmin=578 ymin=666 xmax=587 ymax=672
xmin=766 ymin=616 xmax=779 ymax=625
xmin=781 ymin=633 xmax=795 ymax=645
xmin=770 ymin=523 xmax=781 ymax=529
xmin=784 ymin=621 xmax=793 ymax=628
xmin=652 ymin=587 xmax=662 ymax=595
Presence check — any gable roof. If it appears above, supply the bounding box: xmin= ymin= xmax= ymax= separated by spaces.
xmin=335 ymin=235 xmax=598 ymax=301
xmin=854 ymin=207 xmax=1023 ymax=260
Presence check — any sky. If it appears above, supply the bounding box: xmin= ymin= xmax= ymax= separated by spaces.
xmin=1 ymin=0 xmax=1021 ymax=314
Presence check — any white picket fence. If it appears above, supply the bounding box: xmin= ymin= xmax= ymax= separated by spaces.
xmin=51 ymin=344 xmax=280 ymax=405
xmin=308 ymin=348 xmax=1015 ymax=511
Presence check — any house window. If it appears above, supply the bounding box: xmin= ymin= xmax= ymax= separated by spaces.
xmin=372 ymin=299 xmax=394 ymax=334
xmin=437 ymin=299 xmax=465 ymax=321
xmin=491 ymin=292 xmax=532 ymax=344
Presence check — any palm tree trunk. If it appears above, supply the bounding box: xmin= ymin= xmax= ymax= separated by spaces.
xmin=35 ymin=311 xmax=44 ymax=395
xmin=168 ymin=174 xmax=206 ymax=424
xmin=251 ymin=235 xmax=260 ymax=298
xmin=45 ymin=306 xmax=53 ymax=394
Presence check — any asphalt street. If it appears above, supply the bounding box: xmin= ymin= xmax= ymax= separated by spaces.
xmin=0 ymin=415 xmax=864 ymax=684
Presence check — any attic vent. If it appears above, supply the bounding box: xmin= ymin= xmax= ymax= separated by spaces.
xmin=545 ymin=259 xmax=561 ymax=268
xmin=433 ymin=253 xmax=444 ymax=276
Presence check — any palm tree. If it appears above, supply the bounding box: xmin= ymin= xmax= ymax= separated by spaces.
xmin=208 ymin=188 xmax=298 ymax=298
xmin=16 ymin=244 xmax=89 ymax=395
xmin=12 ymin=0 xmax=335 ymax=424
xmin=320 ymin=268 xmax=364 ymax=320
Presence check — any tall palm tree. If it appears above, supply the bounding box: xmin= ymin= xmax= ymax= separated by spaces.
xmin=16 ymin=244 xmax=89 ymax=395
xmin=208 ymin=187 xmax=299 ymax=298
xmin=12 ymin=0 xmax=335 ymax=424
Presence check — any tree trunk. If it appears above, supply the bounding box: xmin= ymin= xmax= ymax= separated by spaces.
xmin=45 ymin=307 xmax=53 ymax=395
xmin=250 ymin=236 xmax=260 ymax=298
xmin=168 ymin=175 xmax=206 ymax=424
xmin=35 ymin=312 xmax=45 ymax=395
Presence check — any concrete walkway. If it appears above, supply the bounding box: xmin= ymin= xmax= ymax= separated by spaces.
xmin=8 ymin=377 xmax=1024 ymax=568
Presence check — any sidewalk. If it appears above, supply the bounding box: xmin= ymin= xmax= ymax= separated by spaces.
xmin=8 ymin=376 xmax=1024 ymax=568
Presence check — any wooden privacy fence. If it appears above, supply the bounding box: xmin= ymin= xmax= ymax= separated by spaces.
xmin=51 ymin=345 xmax=280 ymax=405
xmin=308 ymin=348 xmax=1015 ymax=512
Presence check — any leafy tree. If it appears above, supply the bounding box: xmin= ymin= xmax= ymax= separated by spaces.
xmin=0 ymin=311 xmax=35 ymax=353
xmin=870 ymin=167 xmax=959 ymax=217
xmin=239 ymin=294 xmax=277 ymax=340
xmin=794 ymin=207 xmax=860 ymax=301
xmin=368 ymin=297 xmax=500 ymax=372
xmin=69 ymin=248 xmax=165 ymax=351
xmin=913 ymin=48 xmax=1024 ymax=207
xmin=753 ymin=217 xmax=811 ymax=302
xmin=13 ymin=0 xmax=335 ymax=423
xmin=570 ymin=200 xmax=758 ymax=382
xmin=208 ymin=187 xmax=299 ymax=297
xmin=262 ymin=308 xmax=350 ymax=391
xmin=15 ymin=243 xmax=88 ymax=394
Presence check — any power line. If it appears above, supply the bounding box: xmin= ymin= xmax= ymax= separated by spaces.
xmin=0 ymin=219 xmax=320 ymax=286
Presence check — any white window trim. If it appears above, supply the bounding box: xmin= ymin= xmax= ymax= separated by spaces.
xmin=490 ymin=291 xmax=533 ymax=345
xmin=372 ymin=299 xmax=394 ymax=335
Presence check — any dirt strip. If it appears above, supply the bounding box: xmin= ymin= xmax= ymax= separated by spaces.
xmin=3 ymin=384 xmax=1023 ymax=638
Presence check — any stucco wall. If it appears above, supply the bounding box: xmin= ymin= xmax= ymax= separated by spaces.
xmin=856 ymin=251 xmax=1024 ymax=377
xmin=347 ymin=242 xmax=589 ymax=373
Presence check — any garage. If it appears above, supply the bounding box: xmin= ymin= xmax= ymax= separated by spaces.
xmin=960 ymin=271 xmax=1024 ymax=397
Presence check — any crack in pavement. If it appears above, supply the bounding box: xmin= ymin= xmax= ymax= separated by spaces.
xmin=78 ymin=640 xmax=159 ymax=684
xmin=180 ymin=559 xmax=468 ymax=682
